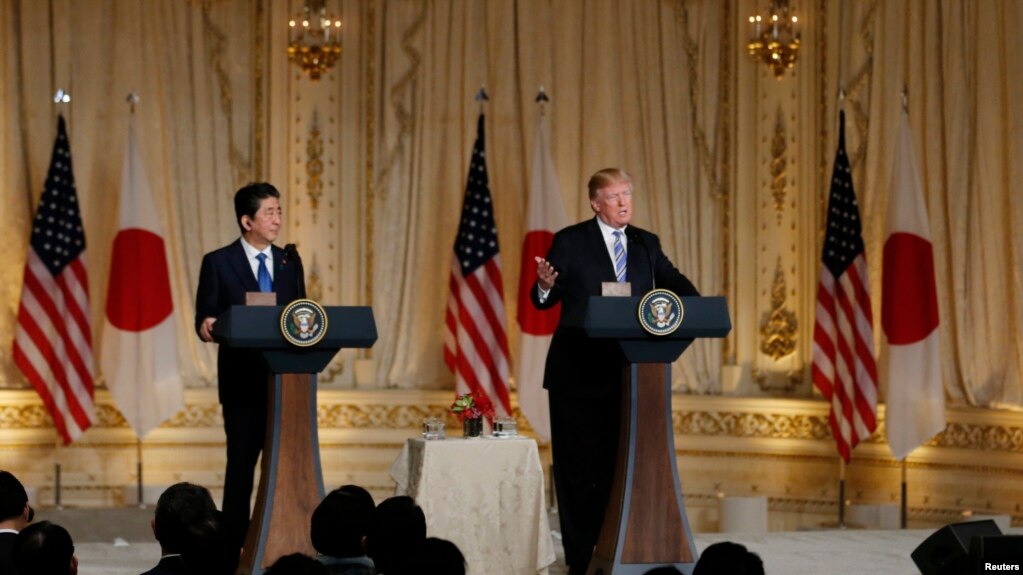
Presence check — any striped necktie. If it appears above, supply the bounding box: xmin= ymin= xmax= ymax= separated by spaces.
xmin=612 ymin=230 xmax=627 ymax=282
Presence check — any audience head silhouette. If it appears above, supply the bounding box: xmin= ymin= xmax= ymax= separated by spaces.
xmin=13 ymin=520 xmax=77 ymax=575
xmin=364 ymin=496 xmax=427 ymax=573
xmin=692 ymin=541 xmax=765 ymax=575
xmin=642 ymin=567 xmax=683 ymax=574
xmin=182 ymin=509 xmax=239 ymax=575
xmin=0 ymin=470 xmax=32 ymax=529
xmin=408 ymin=537 xmax=466 ymax=575
xmin=265 ymin=552 xmax=329 ymax=575
xmin=311 ymin=484 xmax=375 ymax=559
xmin=153 ymin=481 xmax=217 ymax=554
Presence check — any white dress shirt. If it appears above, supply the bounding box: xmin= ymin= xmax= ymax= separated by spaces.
xmin=240 ymin=237 xmax=274 ymax=283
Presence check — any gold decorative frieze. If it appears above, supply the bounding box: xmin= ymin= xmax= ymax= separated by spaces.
xmin=5 ymin=391 xmax=1023 ymax=455
xmin=760 ymin=257 xmax=798 ymax=360
xmin=0 ymin=404 xmax=52 ymax=428
xmin=161 ymin=404 xmax=224 ymax=428
xmin=306 ymin=112 xmax=324 ymax=221
xmin=932 ymin=422 xmax=1023 ymax=453
xmin=675 ymin=410 xmax=830 ymax=441
xmin=770 ymin=106 xmax=788 ymax=222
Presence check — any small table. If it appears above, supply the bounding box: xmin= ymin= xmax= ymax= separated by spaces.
xmin=390 ymin=437 xmax=556 ymax=575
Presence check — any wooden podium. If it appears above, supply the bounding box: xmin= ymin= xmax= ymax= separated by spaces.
xmin=583 ymin=296 xmax=731 ymax=575
xmin=212 ymin=305 xmax=377 ymax=575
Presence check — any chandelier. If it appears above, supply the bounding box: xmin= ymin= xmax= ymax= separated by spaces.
xmin=287 ymin=0 xmax=342 ymax=81
xmin=747 ymin=0 xmax=800 ymax=79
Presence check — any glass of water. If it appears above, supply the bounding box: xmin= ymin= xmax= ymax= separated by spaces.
xmin=422 ymin=417 xmax=446 ymax=440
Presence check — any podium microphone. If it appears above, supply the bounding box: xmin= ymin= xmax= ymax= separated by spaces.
xmin=283 ymin=243 xmax=301 ymax=264
xmin=626 ymin=228 xmax=655 ymax=290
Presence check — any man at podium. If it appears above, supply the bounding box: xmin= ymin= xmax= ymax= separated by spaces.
xmin=194 ymin=182 xmax=307 ymax=547
xmin=531 ymin=168 xmax=699 ymax=575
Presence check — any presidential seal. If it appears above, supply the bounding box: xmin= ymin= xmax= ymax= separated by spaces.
xmin=280 ymin=299 xmax=328 ymax=347
xmin=638 ymin=289 xmax=684 ymax=336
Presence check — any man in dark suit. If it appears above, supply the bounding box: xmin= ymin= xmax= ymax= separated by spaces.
xmin=142 ymin=482 xmax=217 ymax=575
xmin=531 ymin=168 xmax=699 ymax=575
xmin=0 ymin=471 xmax=33 ymax=575
xmin=195 ymin=182 xmax=306 ymax=547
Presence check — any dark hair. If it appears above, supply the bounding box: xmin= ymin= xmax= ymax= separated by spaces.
xmin=692 ymin=541 xmax=765 ymax=575
xmin=265 ymin=553 xmax=329 ymax=575
xmin=181 ymin=510 xmax=239 ymax=575
xmin=310 ymin=485 xmax=375 ymax=558
xmin=13 ymin=521 xmax=75 ymax=575
xmin=234 ymin=182 xmax=281 ymax=234
xmin=365 ymin=496 xmax=427 ymax=573
xmin=408 ymin=537 xmax=466 ymax=575
xmin=643 ymin=567 xmax=684 ymax=575
xmin=0 ymin=470 xmax=29 ymax=522
xmin=154 ymin=482 xmax=217 ymax=552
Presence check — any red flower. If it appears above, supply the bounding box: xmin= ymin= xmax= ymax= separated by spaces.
xmin=450 ymin=390 xmax=495 ymax=424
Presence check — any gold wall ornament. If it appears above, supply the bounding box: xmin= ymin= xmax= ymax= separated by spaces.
xmin=287 ymin=0 xmax=342 ymax=81
xmin=307 ymin=253 xmax=322 ymax=303
xmin=306 ymin=111 xmax=324 ymax=221
xmin=770 ymin=106 xmax=788 ymax=222
xmin=760 ymin=257 xmax=798 ymax=360
xmin=747 ymin=0 xmax=801 ymax=79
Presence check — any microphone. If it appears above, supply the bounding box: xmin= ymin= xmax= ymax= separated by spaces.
xmin=626 ymin=228 xmax=656 ymax=290
xmin=283 ymin=243 xmax=301 ymax=265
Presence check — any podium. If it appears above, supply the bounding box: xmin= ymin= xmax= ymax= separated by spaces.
xmin=212 ymin=305 xmax=377 ymax=575
xmin=583 ymin=296 xmax=730 ymax=575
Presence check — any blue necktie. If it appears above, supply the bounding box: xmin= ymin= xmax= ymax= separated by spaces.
xmin=256 ymin=253 xmax=273 ymax=292
xmin=612 ymin=230 xmax=627 ymax=282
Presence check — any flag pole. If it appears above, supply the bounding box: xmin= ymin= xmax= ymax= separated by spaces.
xmin=136 ymin=438 xmax=145 ymax=508
xmin=54 ymin=435 xmax=63 ymax=510
xmin=837 ymin=457 xmax=846 ymax=527
xmin=475 ymin=85 xmax=489 ymax=114
xmin=900 ymin=460 xmax=908 ymax=528
xmin=124 ymin=91 xmax=145 ymax=508
xmin=535 ymin=86 xmax=549 ymax=110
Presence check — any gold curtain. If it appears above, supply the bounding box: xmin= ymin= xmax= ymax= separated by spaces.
xmin=1 ymin=0 xmax=1021 ymax=413
xmin=372 ymin=0 xmax=727 ymax=391
xmin=850 ymin=0 xmax=1023 ymax=409
xmin=0 ymin=0 xmax=257 ymax=390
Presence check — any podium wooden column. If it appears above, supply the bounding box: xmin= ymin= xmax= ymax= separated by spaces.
xmin=212 ymin=305 xmax=377 ymax=575
xmin=583 ymin=296 xmax=731 ymax=575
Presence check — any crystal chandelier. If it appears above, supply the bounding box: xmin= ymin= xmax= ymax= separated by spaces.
xmin=287 ymin=0 xmax=342 ymax=81
xmin=747 ymin=0 xmax=800 ymax=79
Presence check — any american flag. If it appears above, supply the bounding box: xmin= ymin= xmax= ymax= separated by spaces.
xmin=443 ymin=114 xmax=512 ymax=416
xmin=812 ymin=111 xmax=878 ymax=463
xmin=13 ymin=116 xmax=95 ymax=444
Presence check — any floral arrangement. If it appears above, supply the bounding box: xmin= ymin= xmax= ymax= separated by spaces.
xmin=450 ymin=391 xmax=495 ymax=424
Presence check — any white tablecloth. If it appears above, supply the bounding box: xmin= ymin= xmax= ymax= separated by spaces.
xmin=389 ymin=437 xmax=556 ymax=575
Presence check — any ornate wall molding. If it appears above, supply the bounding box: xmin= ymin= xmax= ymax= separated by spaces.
xmin=770 ymin=107 xmax=788 ymax=222
xmin=4 ymin=391 xmax=1023 ymax=456
xmin=759 ymin=256 xmax=798 ymax=361
xmin=305 ymin=111 xmax=324 ymax=220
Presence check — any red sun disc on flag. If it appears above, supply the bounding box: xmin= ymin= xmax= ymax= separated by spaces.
xmin=106 ymin=229 xmax=173 ymax=331
xmin=882 ymin=232 xmax=939 ymax=345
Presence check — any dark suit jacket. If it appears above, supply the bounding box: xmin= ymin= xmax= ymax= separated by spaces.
xmin=140 ymin=554 xmax=188 ymax=575
xmin=194 ymin=240 xmax=306 ymax=404
xmin=531 ymin=218 xmax=699 ymax=397
xmin=0 ymin=531 xmax=17 ymax=575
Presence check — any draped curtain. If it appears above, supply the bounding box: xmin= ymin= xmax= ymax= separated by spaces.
xmin=1 ymin=0 xmax=1021 ymax=413
xmin=372 ymin=0 xmax=726 ymax=392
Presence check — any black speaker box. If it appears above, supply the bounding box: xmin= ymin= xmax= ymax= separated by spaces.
xmin=911 ymin=519 xmax=1002 ymax=575
xmin=969 ymin=535 xmax=1023 ymax=573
